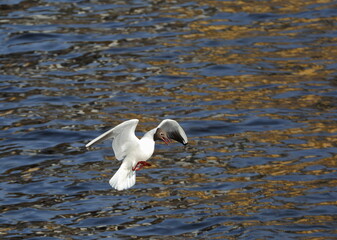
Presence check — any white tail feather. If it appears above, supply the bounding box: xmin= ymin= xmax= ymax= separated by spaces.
xmin=109 ymin=163 xmax=136 ymax=191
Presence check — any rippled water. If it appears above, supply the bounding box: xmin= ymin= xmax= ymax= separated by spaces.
xmin=1 ymin=0 xmax=337 ymax=239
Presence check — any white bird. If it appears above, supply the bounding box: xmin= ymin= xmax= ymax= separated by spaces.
xmin=86 ymin=119 xmax=188 ymax=190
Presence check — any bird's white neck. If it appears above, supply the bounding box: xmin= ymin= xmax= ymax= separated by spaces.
xmin=138 ymin=128 xmax=156 ymax=160
xmin=141 ymin=128 xmax=156 ymax=142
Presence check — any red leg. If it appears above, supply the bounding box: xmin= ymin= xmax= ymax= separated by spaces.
xmin=132 ymin=161 xmax=151 ymax=171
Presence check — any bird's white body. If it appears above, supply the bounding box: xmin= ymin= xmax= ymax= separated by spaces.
xmin=109 ymin=130 xmax=156 ymax=190
xmin=86 ymin=119 xmax=188 ymax=190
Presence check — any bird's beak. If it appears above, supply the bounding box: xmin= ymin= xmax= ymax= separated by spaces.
xmin=161 ymin=136 xmax=171 ymax=144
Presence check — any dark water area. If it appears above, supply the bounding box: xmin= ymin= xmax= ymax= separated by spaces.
xmin=1 ymin=0 xmax=337 ymax=239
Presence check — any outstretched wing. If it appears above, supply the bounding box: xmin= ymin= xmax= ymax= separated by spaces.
xmin=157 ymin=119 xmax=188 ymax=145
xmin=86 ymin=119 xmax=139 ymax=160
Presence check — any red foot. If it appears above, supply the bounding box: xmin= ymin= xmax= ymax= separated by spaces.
xmin=132 ymin=161 xmax=151 ymax=171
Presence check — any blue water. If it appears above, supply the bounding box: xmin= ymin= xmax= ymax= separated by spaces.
xmin=1 ymin=0 xmax=337 ymax=239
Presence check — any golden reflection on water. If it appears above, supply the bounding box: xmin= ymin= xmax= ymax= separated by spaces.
xmin=1 ymin=0 xmax=337 ymax=238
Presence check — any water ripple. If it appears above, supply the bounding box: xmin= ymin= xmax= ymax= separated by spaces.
xmin=0 ymin=0 xmax=337 ymax=239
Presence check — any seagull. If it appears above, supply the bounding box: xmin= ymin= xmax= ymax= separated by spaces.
xmin=86 ymin=119 xmax=188 ymax=190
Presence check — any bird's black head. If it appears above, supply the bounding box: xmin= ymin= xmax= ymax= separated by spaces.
xmin=154 ymin=128 xmax=171 ymax=144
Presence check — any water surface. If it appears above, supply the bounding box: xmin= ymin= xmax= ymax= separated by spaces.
xmin=1 ymin=0 xmax=337 ymax=239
